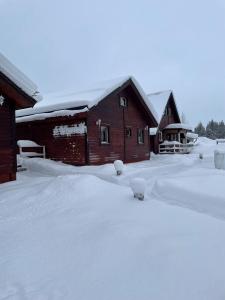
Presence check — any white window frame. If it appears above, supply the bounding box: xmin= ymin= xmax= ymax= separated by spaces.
xmin=159 ymin=131 xmax=163 ymax=142
xmin=137 ymin=129 xmax=144 ymax=144
xmin=120 ymin=96 xmax=127 ymax=107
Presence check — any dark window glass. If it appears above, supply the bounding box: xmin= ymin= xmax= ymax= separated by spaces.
xmin=125 ymin=127 xmax=132 ymax=137
xmin=137 ymin=129 xmax=144 ymax=144
xmin=101 ymin=126 xmax=109 ymax=144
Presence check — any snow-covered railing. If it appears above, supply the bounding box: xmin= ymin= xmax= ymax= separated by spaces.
xmin=216 ymin=139 xmax=225 ymax=144
xmin=17 ymin=140 xmax=46 ymax=159
xmin=159 ymin=141 xmax=194 ymax=154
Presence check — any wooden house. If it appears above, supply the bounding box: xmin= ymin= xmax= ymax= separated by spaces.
xmin=0 ymin=52 xmax=41 ymax=183
xmin=147 ymin=91 xmax=198 ymax=154
xmin=16 ymin=76 xmax=158 ymax=165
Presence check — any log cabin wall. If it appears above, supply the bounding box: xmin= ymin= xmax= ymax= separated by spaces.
xmin=16 ymin=114 xmax=87 ymax=165
xmin=0 ymin=99 xmax=16 ymax=183
xmin=87 ymin=85 xmax=151 ymax=164
xmin=158 ymin=96 xmax=180 ymax=130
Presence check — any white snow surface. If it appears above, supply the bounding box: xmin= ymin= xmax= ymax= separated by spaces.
xmin=53 ymin=122 xmax=87 ymax=137
xmin=1 ymin=137 xmax=225 ymax=299
xmin=16 ymin=76 xmax=157 ymax=122
xmin=186 ymin=131 xmax=198 ymax=139
xmin=0 ymin=52 xmax=42 ymax=102
xmin=165 ymin=123 xmax=193 ymax=130
xmin=147 ymin=90 xmax=176 ymax=123
xmin=17 ymin=140 xmax=40 ymax=147
xmin=16 ymin=108 xmax=88 ymax=123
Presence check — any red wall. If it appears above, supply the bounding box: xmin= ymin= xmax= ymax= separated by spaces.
xmin=87 ymin=85 xmax=151 ymax=164
xmin=0 ymin=100 xmax=16 ymax=183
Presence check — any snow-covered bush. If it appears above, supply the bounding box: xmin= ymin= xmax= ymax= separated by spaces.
xmin=114 ymin=160 xmax=124 ymax=175
xmin=214 ymin=150 xmax=225 ymax=170
xmin=130 ymin=178 xmax=146 ymax=200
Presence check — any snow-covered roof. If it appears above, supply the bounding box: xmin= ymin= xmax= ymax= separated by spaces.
xmin=164 ymin=123 xmax=193 ymax=131
xmin=149 ymin=127 xmax=158 ymax=136
xmin=16 ymin=108 xmax=88 ymax=123
xmin=0 ymin=52 xmax=42 ymax=102
xmin=186 ymin=132 xmax=198 ymax=139
xmin=16 ymin=76 xmax=157 ymax=121
xmin=147 ymin=90 xmax=173 ymax=123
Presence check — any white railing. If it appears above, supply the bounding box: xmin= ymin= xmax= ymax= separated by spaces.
xmin=159 ymin=142 xmax=194 ymax=154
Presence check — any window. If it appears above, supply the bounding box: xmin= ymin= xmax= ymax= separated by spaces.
xmin=137 ymin=129 xmax=144 ymax=144
xmin=120 ymin=96 xmax=127 ymax=107
xmin=125 ymin=127 xmax=132 ymax=138
xmin=159 ymin=131 xmax=163 ymax=142
xmin=100 ymin=126 xmax=109 ymax=144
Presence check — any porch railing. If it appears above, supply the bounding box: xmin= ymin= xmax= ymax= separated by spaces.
xmin=159 ymin=142 xmax=194 ymax=154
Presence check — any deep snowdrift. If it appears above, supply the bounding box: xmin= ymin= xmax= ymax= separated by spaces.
xmin=1 ymin=137 xmax=225 ymax=300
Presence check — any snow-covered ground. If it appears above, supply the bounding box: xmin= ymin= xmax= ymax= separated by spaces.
xmin=1 ymin=137 xmax=225 ymax=299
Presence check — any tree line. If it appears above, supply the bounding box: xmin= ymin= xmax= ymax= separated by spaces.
xmin=195 ymin=120 xmax=225 ymax=139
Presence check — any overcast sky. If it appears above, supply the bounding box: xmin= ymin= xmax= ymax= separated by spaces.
xmin=0 ymin=0 xmax=225 ymax=125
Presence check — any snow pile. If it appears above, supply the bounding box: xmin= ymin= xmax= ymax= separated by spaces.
xmin=113 ymin=160 xmax=124 ymax=175
xmin=53 ymin=122 xmax=87 ymax=137
xmin=214 ymin=150 xmax=225 ymax=170
xmin=17 ymin=140 xmax=40 ymax=147
xmin=0 ymin=52 xmax=42 ymax=101
xmin=130 ymin=178 xmax=146 ymax=200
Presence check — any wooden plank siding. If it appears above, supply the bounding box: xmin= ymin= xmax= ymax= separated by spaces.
xmin=0 ymin=99 xmax=17 ymax=183
xmin=17 ymin=82 xmax=156 ymax=166
xmin=17 ymin=113 xmax=88 ymax=165
xmin=0 ymin=68 xmax=37 ymax=184
xmin=87 ymin=84 xmax=151 ymax=164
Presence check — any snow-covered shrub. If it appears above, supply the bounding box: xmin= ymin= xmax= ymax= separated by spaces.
xmin=114 ymin=160 xmax=124 ymax=175
xmin=214 ymin=150 xmax=225 ymax=170
xmin=199 ymin=153 xmax=203 ymax=159
xmin=130 ymin=178 xmax=146 ymax=201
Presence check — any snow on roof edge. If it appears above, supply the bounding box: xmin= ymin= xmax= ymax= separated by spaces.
xmin=0 ymin=52 xmax=42 ymax=102
xmin=16 ymin=76 xmax=158 ymax=123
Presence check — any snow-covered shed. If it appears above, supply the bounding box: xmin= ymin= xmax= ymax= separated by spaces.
xmin=16 ymin=76 xmax=158 ymax=165
xmin=0 ymin=52 xmax=41 ymax=183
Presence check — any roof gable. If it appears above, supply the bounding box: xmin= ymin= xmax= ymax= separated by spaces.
xmin=0 ymin=52 xmax=42 ymax=106
xmin=16 ymin=76 xmax=158 ymax=125
xmin=147 ymin=90 xmax=181 ymax=124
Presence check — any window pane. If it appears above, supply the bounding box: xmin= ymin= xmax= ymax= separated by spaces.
xmin=101 ymin=126 xmax=109 ymax=143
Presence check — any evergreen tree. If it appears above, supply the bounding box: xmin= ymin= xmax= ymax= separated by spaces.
xmin=194 ymin=122 xmax=206 ymax=136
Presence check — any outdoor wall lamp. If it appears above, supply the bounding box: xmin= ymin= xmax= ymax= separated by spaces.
xmin=0 ymin=95 xmax=5 ymax=106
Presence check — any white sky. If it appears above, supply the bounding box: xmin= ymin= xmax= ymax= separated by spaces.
xmin=1 ymin=0 xmax=225 ymax=125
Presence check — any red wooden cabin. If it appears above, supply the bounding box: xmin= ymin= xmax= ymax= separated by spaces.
xmin=0 ymin=53 xmax=41 ymax=183
xmin=16 ymin=76 xmax=157 ymax=165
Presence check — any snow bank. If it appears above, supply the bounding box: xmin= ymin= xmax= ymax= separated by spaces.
xmin=1 ymin=169 xmax=225 ymax=299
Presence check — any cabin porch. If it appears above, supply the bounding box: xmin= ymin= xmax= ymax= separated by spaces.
xmin=159 ymin=124 xmax=198 ymax=154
